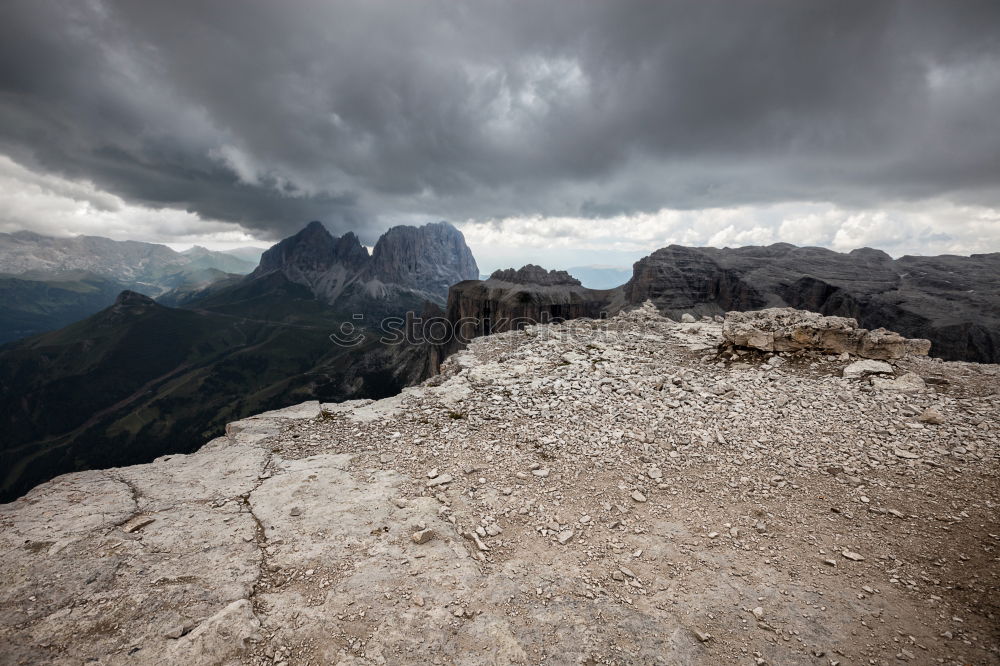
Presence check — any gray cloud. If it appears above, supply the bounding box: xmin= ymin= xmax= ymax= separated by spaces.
xmin=1 ymin=0 xmax=998 ymax=243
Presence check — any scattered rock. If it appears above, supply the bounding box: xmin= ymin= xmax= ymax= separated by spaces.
xmin=426 ymin=473 xmax=453 ymax=487
xmin=843 ymin=360 xmax=893 ymax=380
xmin=917 ymin=407 xmax=945 ymax=425
xmin=411 ymin=529 xmax=437 ymax=545
xmin=122 ymin=515 xmax=155 ymax=533
xmin=163 ymin=624 xmax=193 ymax=639
xmin=1 ymin=304 xmax=995 ymax=665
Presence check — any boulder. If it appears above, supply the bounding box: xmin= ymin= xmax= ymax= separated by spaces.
xmin=843 ymin=360 xmax=893 ymax=379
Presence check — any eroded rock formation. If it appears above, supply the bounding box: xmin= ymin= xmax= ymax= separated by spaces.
xmin=721 ymin=308 xmax=932 ymax=360
xmin=439 ymin=265 xmax=622 ymax=357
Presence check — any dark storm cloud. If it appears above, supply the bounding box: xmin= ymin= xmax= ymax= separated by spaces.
xmin=0 ymin=0 xmax=998 ymax=240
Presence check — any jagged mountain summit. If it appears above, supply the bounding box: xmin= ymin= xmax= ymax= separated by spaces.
xmin=1 ymin=306 xmax=995 ymax=664
xmin=241 ymin=220 xmax=478 ymax=310
xmin=366 ymin=222 xmax=480 ymax=300
xmin=249 ymin=222 xmax=370 ymax=302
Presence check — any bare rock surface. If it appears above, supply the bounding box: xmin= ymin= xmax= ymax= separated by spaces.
xmin=2 ymin=304 xmax=998 ymax=665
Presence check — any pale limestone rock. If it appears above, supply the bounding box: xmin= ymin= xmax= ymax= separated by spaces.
xmin=843 ymin=360 xmax=893 ymax=379
xmin=722 ymin=308 xmax=931 ymax=359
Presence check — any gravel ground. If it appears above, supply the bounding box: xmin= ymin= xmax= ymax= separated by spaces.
xmin=1 ymin=304 xmax=997 ymax=665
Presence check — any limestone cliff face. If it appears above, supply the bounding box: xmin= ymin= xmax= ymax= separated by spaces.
xmin=365 ymin=222 xmax=479 ymax=300
xmin=623 ymin=244 xmax=1000 ymax=363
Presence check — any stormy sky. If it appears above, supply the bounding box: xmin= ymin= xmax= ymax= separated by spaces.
xmin=1 ymin=0 xmax=999 ymax=269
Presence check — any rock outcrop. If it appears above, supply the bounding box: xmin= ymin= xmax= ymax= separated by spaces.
xmin=721 ymin=308 xmax=932 ymax=360
xmin=623 ymin=243 xmax=1000 ymax=363
xmin=489 ymin=264 xmax=581 ymax=286
xmin=438 ymin=265 xmax=622 ymax=358
xmin=2 ymin=307 xmax=997 ymax=664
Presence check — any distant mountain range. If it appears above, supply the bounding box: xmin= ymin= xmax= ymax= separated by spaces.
xmin=0 ymin=231 xmax=262 ymax=342
xmin=0 ymin=220 xmax=477 ymax=501
xmin=0 ymin=230 xmax=258 ymax=285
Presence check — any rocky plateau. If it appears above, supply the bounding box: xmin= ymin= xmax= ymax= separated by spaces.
xmin=1 ymin=306 xmax=997 ymax=665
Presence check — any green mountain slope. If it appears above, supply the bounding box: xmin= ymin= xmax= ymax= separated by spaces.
xmin=0 ymin=291 xmax=432 ymax=501
xmin=0 ymin=272 xmax=124 ymax=343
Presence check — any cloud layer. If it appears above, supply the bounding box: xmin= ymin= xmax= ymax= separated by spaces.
xmin=1 ymin=0 xmax=999 ymax=252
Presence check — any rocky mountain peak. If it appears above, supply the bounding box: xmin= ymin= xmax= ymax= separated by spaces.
xmin=366 ymin=221 xmax=479 ymax=299
xmin=251 ymin=221 xmax=338 ymax=276
xmin=848 ymin=247 xmax=893 ymax=262
xmin=113 ymin=290 xmax=157 ymax=307
xmin=623 ymin=243 xmax=1000 ymax=363
xmin=489 ymin=264 xmax=581 ymax=286
xmin=332 ymin=231 xmax=370 ymax=272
